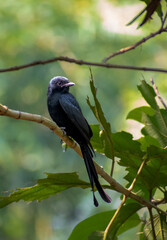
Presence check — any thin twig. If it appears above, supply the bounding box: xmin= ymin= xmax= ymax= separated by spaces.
xmin=151 ymin=198 xmax=166 ymax=205
xmin=103 ymin=157 xmax=147 ymax=239
xmin=148 ymin=207 xmax=157 ymax=240
xmin=0 ymin=56 xmax=167 ymax=73
xmin=110 ymin=159 xmax=115 ymax=177
xmin=147 ymin=191 xmax=157 ymax=240
xmin=103 ymin=195 xmax=126 ymax=240
xmin=103 ymin=26 xmax=167 ymax=62
xmin=161 ymin=12 xmax=167 ymax=28
xmin=0 ymin=104 xmax=167 ymax=215
xmin=128 ymin=157 xmax=147 ymax=191
xmin=150 ymin=77 xmax=167 ymax=110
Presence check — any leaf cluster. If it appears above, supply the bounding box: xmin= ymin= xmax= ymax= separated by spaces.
xmin=127 ymin=0 xmax=167 ymax=28
xmin=1 ymin=78 xmax=167 ymax=239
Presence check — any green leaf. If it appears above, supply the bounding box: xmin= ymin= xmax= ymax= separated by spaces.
xmin=137 ymin=136 xmax=161 ymax=151
xmin=156 ymin=2 xmax=163 ymax=18
xmin=119 ymin=143 xmax=167 ymax=192
xmin=140 ymin=0 xmax=150 ymax=4
xmin=88 ymin=231 xmax=106 ymax=240
xmin=68 ymin=211 xmax=115 ymax=240
xmin=137 ymin=80 xmax=157 ymax=110
xmin=87 ymin=71 xmax=114 ymax=160
xmin=127 ymin=106 xmax=154 ymax=123
xmin=92 ymin=128 xmax=148 ymax=197
xmin=143 ymin=214 xmax=167 ymax=240
xmin=146 ymin=146 xmax=167 ymax=189
xmin=68 ymin=205 xmax=141 ymax=240
xmin=112 ymin=131 xmax=142 ymax=155
xmin=141 ymin=112 xmax=167 ymax=147
xmin=106 ymin=201 xmax=142 ymax=239
xmin=91 ymin=127 xmax=148 ymax=195
xmin=92 ymin=125 xmax=167 ymax=196
xmin=90 ymin=124 xmax=104 ymax=153
xmin=128 ymin=107 xmax=167 ymax=147
xmin=129 ymin=81 xmax=167 ymax=147
xmin=0 ymin=172 xmax=105 ymax=208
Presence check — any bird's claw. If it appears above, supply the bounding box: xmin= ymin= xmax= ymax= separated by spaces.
xmin=60 ymin=127 xmax=66 ymax=136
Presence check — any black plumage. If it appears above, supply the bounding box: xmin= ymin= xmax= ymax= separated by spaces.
xmin=47 ymin=76 xmax=111 ymax=206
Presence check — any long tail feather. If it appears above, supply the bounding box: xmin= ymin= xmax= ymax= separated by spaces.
xmin=80 ymin=144 xmax=112 ymax=206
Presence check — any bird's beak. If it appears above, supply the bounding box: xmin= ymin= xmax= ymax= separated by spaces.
xmin=62 ymin=81 xmax=75 ymax=87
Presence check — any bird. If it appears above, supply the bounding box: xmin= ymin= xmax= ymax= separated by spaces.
xmin=47 ymin=76 xmax=111 ymax=207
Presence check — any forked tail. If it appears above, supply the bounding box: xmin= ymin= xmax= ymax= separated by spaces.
xmin=80 ymin=144 xmax=112 ymax=207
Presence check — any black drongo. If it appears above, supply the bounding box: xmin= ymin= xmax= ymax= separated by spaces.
xmin=47 ymin=76 xmax=111 ymax=206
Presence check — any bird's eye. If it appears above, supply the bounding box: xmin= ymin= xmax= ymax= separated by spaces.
xmin=57 ymin=81 xmax=62 ymax=86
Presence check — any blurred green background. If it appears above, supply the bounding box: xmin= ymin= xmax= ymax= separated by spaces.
xmin=0 ymin=0 xmax=167 ymax=239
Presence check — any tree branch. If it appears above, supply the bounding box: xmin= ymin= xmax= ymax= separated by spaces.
xmin=0 ymin=56 xmax=167 ymax=73
xmin=0 ymin=104 xmax=167 ymax=215
xmin=103 ymin=26 xmax=167 ymax=63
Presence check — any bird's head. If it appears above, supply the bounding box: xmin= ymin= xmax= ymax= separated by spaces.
xmin=49 ymin=76 xmax=75 ymax=92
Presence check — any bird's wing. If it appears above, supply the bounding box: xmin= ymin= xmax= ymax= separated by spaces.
xmin=59 ymin=93 xmax=92 ymax=142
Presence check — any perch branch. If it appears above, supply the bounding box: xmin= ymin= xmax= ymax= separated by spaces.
xmin=0 ymin=56 xmax=167 ymax=73
xmin=0 ymin=104 xmax=167 ymax=215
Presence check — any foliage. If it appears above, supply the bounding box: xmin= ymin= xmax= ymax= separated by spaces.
xmin=0 ymin=1 xmax=167 ymax=240
xmin=127 ymin=0 xmax=163 ymax=27
xmin=69 ymin=202 xmax=141 ymax=240
xmin=143 ymin=214 xmax=167 ymax=240
xmin=1 ymin=79 xmax=167 ymax=239
xmin=0 ymin=173 xmax=91 ymax=208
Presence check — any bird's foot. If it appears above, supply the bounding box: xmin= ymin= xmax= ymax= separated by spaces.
xmin=60 ymin=127 xmax=66 ymax=136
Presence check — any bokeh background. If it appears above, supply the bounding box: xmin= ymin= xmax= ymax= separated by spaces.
xmin=0 ymin=0 xmax=167 ymax=239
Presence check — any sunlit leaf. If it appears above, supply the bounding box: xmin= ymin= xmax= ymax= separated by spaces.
xmin=88 ymin=231 xmax=106 ymax=240
xmin=106 ymin=201 xmax=142 ymax=239
xmin=119 ymin=142 xmax=167 ymax=192
xmin=141 ymin=112 xmax=167 ymax=147
xmin=0 ymin=172 xmax=110 ymax=208
xmin=68 ymin=204 xmax=141 ymax=240
xmin=143 ymin=214 xmax=167 ymax=240
xmin=137 ymin=80 xmax=157 ymax=110
xmin=128 ymin=81 xmax=167 ymax=147
xmin=127 ymin=106 xmax=154 ymax=122
xmin=68 ymin=211 xmax=115 ymax=240
xmin=137 ymin=136 xmax=161 ymax=151
xmin=90 ymin=124 xmax=104 ymax=153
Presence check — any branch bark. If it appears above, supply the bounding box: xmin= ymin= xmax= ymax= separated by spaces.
xmin=0 ymin=103 xmax=167 ymax=215
xmin=0 ymin=56 xmax=167 ymax=73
